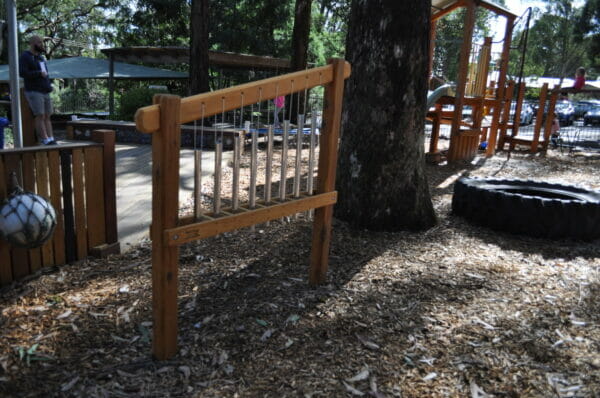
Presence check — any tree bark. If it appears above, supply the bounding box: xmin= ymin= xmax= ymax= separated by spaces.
xmin=290 ymin=0 xmax=312 ymax=115
xmin=336 ymin=0 xmax=436 ymax=231
xmin=190 ymin=0 xmax=210 ymax=95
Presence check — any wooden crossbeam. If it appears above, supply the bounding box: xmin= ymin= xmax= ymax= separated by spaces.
xmin=164 ymin=192 xmax=338 ymax=246
xmin=135 ymin=62 xmax=351 ymax=134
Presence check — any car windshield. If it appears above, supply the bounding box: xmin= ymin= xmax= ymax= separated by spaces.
xmin=556 ymin=102 xmax=572 ymax=111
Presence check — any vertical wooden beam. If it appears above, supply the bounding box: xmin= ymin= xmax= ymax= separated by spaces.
xmin=496 ymin=16 xmax=515 ymax=99
xmin=48 ymin=150 xmax=65 ymax=265
xmin=531 ymin=83 xmax=549 ymax=153
xmin=151 ymin=94 xmax=181 ymax=360
xmin=541 ymin=86 xmax=560 ymax=153
xmin=309 ymin=58 xmax=346 ymax=285
xmin=91 ymin=130 xmax=118 ymax=245
xmin=447 ymin=0 xmax=476 ymax=162
xmin=0 ymin=156 xmax=13 ymax=285
xmin=60 ymin=150 xmax=77 ymax=263
xmin=496 ymin=80 xmax=515 ymax=151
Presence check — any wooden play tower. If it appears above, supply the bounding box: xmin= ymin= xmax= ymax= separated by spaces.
xmin=429 ymin=0 xmax=517 ymax=162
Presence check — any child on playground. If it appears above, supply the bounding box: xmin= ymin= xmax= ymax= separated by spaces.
xmin=273 ymin=95 xmax=285 ymax=126
xmin=573 ymin=67 xmax=586 ymax=91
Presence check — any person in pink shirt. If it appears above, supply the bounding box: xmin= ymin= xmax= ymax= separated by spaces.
xmin=573 ymin=67 xmax=586 ymax=90
xmin=273 ymin=95 xmax=285 ymax=126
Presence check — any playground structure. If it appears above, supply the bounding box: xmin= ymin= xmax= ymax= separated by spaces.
xmin=428 ymin=0 xmax=518 ymax=162
xmin=134 ymin=59 xmax=351 ymax=360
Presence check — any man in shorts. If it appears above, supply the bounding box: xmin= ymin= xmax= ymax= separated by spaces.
xmin=19 ymin=35 xmax=56 ymax=145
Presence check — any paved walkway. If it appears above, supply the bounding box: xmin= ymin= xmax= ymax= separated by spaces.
xmin=115 ymin=144 xmax=232 ymax=250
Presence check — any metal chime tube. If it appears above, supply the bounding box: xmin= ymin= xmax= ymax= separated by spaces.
xmin=307 ymin=113 xmax=317 ymax=196
xmin=279 ymin=120 xmax=290 ymax=201
xmin=232 ymin=133 xmax=241 ymax=211
xmin=194 ymin=150 xmax=202 ymax=219
xmin=214 ymin=137 xmax=223 ymax=214
xmin=249 ymin=129 xmax=258 ymax=209
xmin=265 ymin=126 xmax=274 ymax=203
xmin=293 ymin=114 xmax=304 ymax=198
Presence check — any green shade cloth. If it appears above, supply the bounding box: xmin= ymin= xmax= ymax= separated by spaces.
xmin=0 ymin=56 xmax=187 ymax=81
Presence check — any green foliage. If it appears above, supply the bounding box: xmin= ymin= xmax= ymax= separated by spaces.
xmin=577 ymin=0 xmax=600 ymax=70
xmin=117 ymin=86 xmax=168 ymax=121
xmin=53 ymin=83 xmax=108 ymax=113
xmin=13 ymin=0 xmax=119 ymax=60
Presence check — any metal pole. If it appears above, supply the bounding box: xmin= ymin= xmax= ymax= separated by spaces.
xmin=108 ymin=53 xmax=115 ymax=119
xmin=6 ymin=0 xmax=22 ymax=148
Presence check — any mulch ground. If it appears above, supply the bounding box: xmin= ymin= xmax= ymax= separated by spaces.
xmin=0 ymin=147 xmax=599 ymax=397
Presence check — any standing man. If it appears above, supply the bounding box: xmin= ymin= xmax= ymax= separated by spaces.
xmin=19 ymin=35 xmax=56 ymax=145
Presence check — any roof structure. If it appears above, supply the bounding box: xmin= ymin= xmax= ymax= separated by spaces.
xmin=101 ymin=47 xmax=291 ymax=70
xmin=431 ymin=0 xmax=516 ymax=20
xmin=0 ymin=56 xmax=187 ymax=81
xmin=523 ymin=76 xmax=600 ymax=90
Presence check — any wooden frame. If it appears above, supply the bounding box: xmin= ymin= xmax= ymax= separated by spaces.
xmin=134 ymin=58 xmax=351 ymax=360
xmin=0 ymin=133 xmax=120 ymax=286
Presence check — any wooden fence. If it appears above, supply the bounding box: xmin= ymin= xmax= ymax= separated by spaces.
xmin=0 ymin=130 xmax=119 ymax=286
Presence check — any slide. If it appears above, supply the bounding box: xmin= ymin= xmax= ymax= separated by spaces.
xmin=427 ymin=84 xmax=456 ymax=110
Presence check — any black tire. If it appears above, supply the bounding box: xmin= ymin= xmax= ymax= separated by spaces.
xmin=452 ymin=178 xmax=600 ymax=240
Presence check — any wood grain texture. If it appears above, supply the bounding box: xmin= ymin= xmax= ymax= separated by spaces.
xmin=48 ymin=151 xmax=66 ymax=265
xmin=35 ymin=151 xmax=54 ymax=267
xmin=72 ymin=149 xmax=88 ymax=260
xmin=151 ymin=94 xmax=181 ymax=360
xmin=0 ymin=156 xmax=12 ymax=285
xmin=4 ymin=153 xmax=30 ymax=279
xmin=135 ymin=63 xmax=351 ymax=133
xmin=165 ymin=192 xmax=337 ymax=246
xmin=309 ymin=59 xmax=347 ymax=285
xmin=21 ymin=153 xmax=42 ymax=271
xmin=84 ymin=146 xmax=106 ymax=249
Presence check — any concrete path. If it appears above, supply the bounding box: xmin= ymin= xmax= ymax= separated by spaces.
xmin=115 ymin=144 xmax=232 ymax=250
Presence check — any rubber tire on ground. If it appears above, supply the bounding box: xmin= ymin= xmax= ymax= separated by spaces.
xmin=452 ymin=178 xmax=600 ymax=241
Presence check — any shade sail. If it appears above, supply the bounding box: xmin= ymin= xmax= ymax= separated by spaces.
xmin=0 ymin=56 xmax=188 ymax=81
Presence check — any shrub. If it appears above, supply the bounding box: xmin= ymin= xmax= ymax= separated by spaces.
xmin=117 ymin=87 xmax=168 ymax=121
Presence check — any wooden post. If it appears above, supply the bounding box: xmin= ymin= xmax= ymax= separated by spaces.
xmin=309 ymin=58 xmax=345 ymax=285
xmin=447 ymin=0 xmax=476 ymax=162
xmin=151 ymin=94 xmax=181 ymax=360
xmin=91 ymin=130 xmax=119 ymax=247
xmin=541 ymin=86 xmax=560 ymax=153
xmin=496 ymin=80 xmax=515 ymax=151
xmin=496 ymin=16 xmax=515 ymax=99
xmin=531 ymin=83 xmax=549 ymax=153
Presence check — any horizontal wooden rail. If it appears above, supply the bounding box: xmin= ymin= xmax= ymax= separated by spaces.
xmin=0 ymin=142 xmax=102 ymax=155
xmin=165 ymin=191 xmax=338 ymax=246
xmin=135 ymin=62 xmax=351 ymax=133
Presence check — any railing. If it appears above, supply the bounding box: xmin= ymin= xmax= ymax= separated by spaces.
xmin=0 ymin=130 xmax=119 ymax=286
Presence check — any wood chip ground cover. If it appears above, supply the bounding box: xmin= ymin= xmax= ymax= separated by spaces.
xmin=0 ymin=148 xmax=599 ymax=397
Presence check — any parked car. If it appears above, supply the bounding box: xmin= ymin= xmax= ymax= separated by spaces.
xmin=583 ymin=105 xmax=600 ymax=126
xmin=544 ymin=100 xmax=575 ymax=126
xmin=509 ymin=102 xmax=534 ymax=125
xmin=574 ymin=100 xmax=600 ymax=119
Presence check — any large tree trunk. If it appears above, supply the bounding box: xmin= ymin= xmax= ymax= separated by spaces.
xmin=290 ymin=0 xmax=312 ymax=115
xmin=336 ymin=0 xmax=436 ymax=231
xmin=190 ymin=0 xmax=210 ymax=95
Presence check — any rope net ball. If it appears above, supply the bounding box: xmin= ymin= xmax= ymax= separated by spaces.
xmin=0 ymin=173 xmax=57 ymax=249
